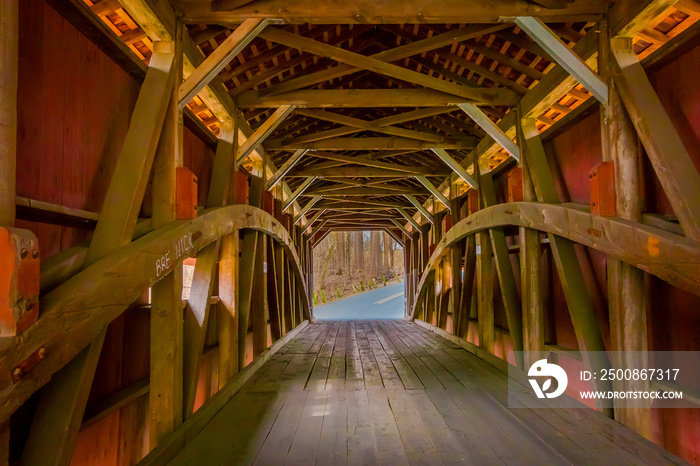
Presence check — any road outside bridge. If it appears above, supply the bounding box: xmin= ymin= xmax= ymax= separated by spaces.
xmin=312 ymin=282 xmax=405 ymax=320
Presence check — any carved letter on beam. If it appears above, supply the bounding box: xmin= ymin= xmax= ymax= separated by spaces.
xmin=458 ymin=103 xmax=520 ymax=161
xmin=514 ymin=17 xmax=607 ymax=104
xmin=179 ymin=18 xmax=268 ymax=107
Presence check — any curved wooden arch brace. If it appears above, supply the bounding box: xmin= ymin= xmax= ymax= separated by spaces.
xmin=411 ymin=202 xmax=700 ymax=320
xmin=0 ymin=205 xmax=309 ymax=423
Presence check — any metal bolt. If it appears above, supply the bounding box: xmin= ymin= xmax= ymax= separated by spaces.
xmin=38 ymin=347 xmax=47 ymax=360
xmin=20 ymin=248 xmax=28 ymax=259
xmin=32 ymin=249 xmax=39 ymax=259
xmin=13 ymin=368 xmax=23 ymax=379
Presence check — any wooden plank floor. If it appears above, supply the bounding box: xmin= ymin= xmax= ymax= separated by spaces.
xmin=168 ymin=320 xmax=655 ymax=465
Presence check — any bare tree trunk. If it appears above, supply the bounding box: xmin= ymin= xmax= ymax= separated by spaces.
xmin=337 ymin=232 xmax=345 ymax=276
xmin=389 ymin=239 xmax=394 ymax=271
xmin=382 ymin=233 xmax=388 ymax=275
xmin=369 ymin=231 xmax=379 ymax=277
xmin=354 ymin=231 xmax=364 ymax=273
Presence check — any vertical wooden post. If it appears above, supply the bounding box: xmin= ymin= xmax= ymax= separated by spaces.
xmin=0 ymin=422 xmax=8 ymax=466
xmin=480 ymin=172 xmax=523 ymax=367
xmin=450 ymin=195 xmax=463 ymax=336
xmin=518 ymin=116 xmax=544 ymax=368
xmin=601 ymin=26 xmax=652 ymax=439
xmin=458 ymin=235 xmax=476 ymax=339
xmin=24 ymin=42 xmax=176 ymax=464
xmin=251 ymin=220 xmax=268 ymax=356
xmin=150 ymin=27 xmax=184 ymax=447
xmin=218 ymin=230 xmax=239 ymax=387
xmin=522 ymin=118 xmax=613 ymax=416
xmin=218 ymin=120 xmax=241 ymax=389
xmin=0 ymin=0 xmax=18 ymax=226
xmin=22 ymin=331 xmax=107 ymax=466
xmin=238 ymin=173 xmax=262 ymax=367
xmin=476 ymin=230 xmax=494 ymax=354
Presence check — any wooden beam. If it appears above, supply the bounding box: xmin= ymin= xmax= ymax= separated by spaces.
xmin=306 ymin=152 xmax=437 ymax=174
xmin=517 ymin=118 xmax=544 ymax=367
xmin=396 ymin=208 xmax=421 ymax=231
xmin=265 ymin=149 xmax=308 ymax=190
xmin=81 ymin=378 xmax=150 ymax=431
xmin=391 ymin=219 xmax=412 ymax=238
xmin=611 ymin=38 xmax=700 ymax=242
xmin=409 ymin=201 xmax=700 ymax=311
xmin=294 ymin=196 xmax=322 ymax=224
xmin=297 ymin=108 xmax=455 ymax=128
xmin=22 ymin=331 xmax=107 ymax=466
xmin=479 ymin=172 xmax=523 ymax=367
xmin=23 ymin=43 xmax=176 ymax=465
xmin=235 ymin=89 xmax=514 ymax=108
xmin=529 ymin=0 xmax=569 ymax=8
xmin=458 ymin=103 xmax=520 ymax=161
xmin=283 ymin=177 xmax=316 ymax=212
xmin=182 ymin=242 xmax=221 ymax=418
xmin=251 ymin=225 xmax=267 ymax=358
xmin=431 ymin=148 xmax=478 ymax=189
xmin=414 ymin=176 xmax=451 ymax=211
xmin=236 ymin=105 xmax=294 ymax=166
xmin=405 ymin=195 xmax=435 ymax=225
xmin=304 ymin=186 xmax=424 ymax=196
xmin=178 ymin=0 xmax=606 ymax=24
xmin=85 ymin=47 xmax=175 ymax=265
xmin=308 ymin=219 xmax=329 ymax=237
xmin=258 ymin=27 xmax=511 ymax=104
xmin=601 ymin=25 xmax=652 ymax=439
xmin=266 ymin=136 xmax=475 ymax=151
xmin=115 ymin=0 xmax=175 ymax=41
xmin=476 ymin=231 xmax=494 ymax=353
xmin=0 ymin=205 xmax=309 ymax=426
xmin=206 ymin=122 xmax=237 ymax=207
xmin=178 ymin=18 xmax=268 ymax=107
xmin=149 ymin=31 xmax=184 ymax=448
xmin=0 ymin=0 xmax=17 ymax=226
xmin=289 ymin=166 xmax=449 ymax=178
xmin=304 ymin=209 xmax=326 ymax=231
xmin=610 ymin=0 xmax=681 ymax=38
xmin=255 ymin=24 xmax=509 ymax=96
xmin=139 ymin=321 xmax=309 ymax=466
xmin=522 ymin=118 xmax=612 ymax=414
xmin=218 ymin=226 xmax=239 ymax=388
xmin=314 ymin=200 xmax=408 ymax=210
xmin=514 ymin=17 xmax=607 ymax=103
xmin=293 ymin=109 xmax=451 ymax=143
xmin=383 ymin=228 xmax=405 ymax=249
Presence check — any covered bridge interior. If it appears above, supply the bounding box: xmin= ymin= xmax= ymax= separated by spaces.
xmin=0 ymin=0 xmax=699 ymax=464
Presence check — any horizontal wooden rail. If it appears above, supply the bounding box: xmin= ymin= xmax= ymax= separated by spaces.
xmin=410 ymin=202 xmax=700 ymax=319
xmin=139 ymin=320 xmax=310 ymax=466
xmin=0 ymin=205 xmax=310 ymax=424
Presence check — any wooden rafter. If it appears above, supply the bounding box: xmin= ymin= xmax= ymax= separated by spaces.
xmin=177 ymin=0 xmax=607 ymax=24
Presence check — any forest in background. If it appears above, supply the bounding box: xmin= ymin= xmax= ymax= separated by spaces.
xmin=312 ymin=231 xmax=404 ymax=304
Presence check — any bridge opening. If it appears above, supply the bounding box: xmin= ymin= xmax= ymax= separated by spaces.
xmin=311 ymin=230 xmax=406 ymax=320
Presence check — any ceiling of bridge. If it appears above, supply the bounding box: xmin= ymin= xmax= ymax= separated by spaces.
xmin=83 ymin=0 xmax=700 ymax=232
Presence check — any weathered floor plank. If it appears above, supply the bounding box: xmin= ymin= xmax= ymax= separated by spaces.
xmin=168 ymin=320 xmax=671 ymax=466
